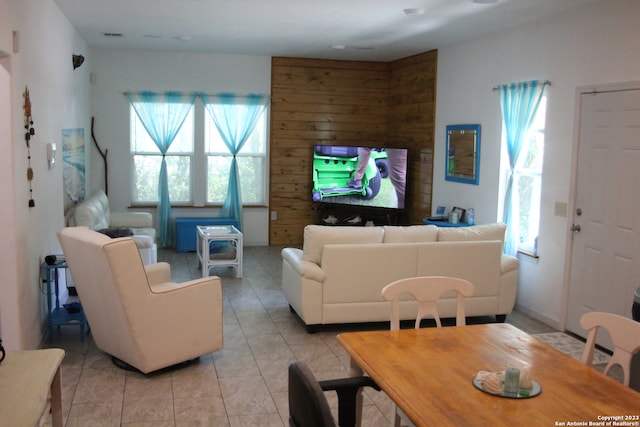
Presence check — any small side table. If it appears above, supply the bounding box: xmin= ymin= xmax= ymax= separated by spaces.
xmin=0 ymin=349 xmax=65 ymax=427
xmin=41 ymin=260 xmax=89 ymax=342
xmin=196 ymin=225 xmax=243 ymax=278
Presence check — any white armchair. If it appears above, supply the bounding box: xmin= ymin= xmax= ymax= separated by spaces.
xmin=58 ymin=226 xmax=223 ymax=374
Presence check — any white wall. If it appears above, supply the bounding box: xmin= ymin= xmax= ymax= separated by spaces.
xmin=0 ymin=0 xmax=90 ymax=349
xmin=434 ymin=0 xmax=640 ymax=328
xmin=89 ymin=49 xmax=272 ymax=245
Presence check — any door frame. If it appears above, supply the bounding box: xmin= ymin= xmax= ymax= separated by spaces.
xmin=560 ymin=80 xmax=640 ymax=330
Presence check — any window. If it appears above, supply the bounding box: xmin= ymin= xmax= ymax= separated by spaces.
xmin=513 ymin=96 xmax=546 ymax=254
xmin=130 ymin=106 xmax=194 ymax=203
xmin=130 ymin=100 xmax=268 ymax=206
xmin=205 ymin=111 xmax=267 ymax=205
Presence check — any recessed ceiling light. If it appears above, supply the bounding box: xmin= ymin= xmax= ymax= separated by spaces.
xmin=403 ymin=8 xmax=425 ymax=16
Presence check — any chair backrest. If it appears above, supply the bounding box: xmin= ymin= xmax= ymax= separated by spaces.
xmin=57 ymin=226 xmax=149 ymax=368
xmin=381 ymin=276 xmax=475 ymax=330
xmin=71 ymin=189 xmax=110 ymax=229
xmin=580 ymin=311 xmax=640 ymax=386
xmin=288 ymin=362 xmax=335 ymax=427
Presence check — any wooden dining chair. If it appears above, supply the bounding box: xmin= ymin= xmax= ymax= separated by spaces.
xmin=381 ymin=276 xmax=475 ymax=330
xmin=382 ymin=276 xmax=474 ymax=427
xmin=580 ymin=311 xmax=640 ymax=387
xmin=288 ymin=361 xmax=380 ymax=427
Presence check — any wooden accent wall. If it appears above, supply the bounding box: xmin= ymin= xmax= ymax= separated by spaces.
xmin=388 ymin=51 xmax=438 ymax=225
xmin=269 ymin=52 xmax=437 ymax=245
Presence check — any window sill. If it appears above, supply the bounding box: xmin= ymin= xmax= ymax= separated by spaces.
xmin=517 ymin=248 xmax=539 ymax=260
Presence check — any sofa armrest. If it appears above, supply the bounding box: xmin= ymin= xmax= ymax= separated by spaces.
xmin=145 ymin=262 xmax=171 ymax=285
xmin=110 ymin=212 xmax=153 ymax=228
xmin=282 ymin=247 xmax=325 ymax=283
xmin=501 ymin=254 xmax=520 ymax=275
xmin=148 ymin=276 xmax=218 ymax=294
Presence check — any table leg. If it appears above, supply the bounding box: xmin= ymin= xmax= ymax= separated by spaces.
xmin=349 ymin=357 xmax=364 ymax=427
xmin=237 ymin=236 xmax=243 ymax=278
xmin=50 ymin=366 xmax=63 ymax=427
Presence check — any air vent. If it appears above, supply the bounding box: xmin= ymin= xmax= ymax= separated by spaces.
xmin=103 ymin=32 xmax=124 ymax=38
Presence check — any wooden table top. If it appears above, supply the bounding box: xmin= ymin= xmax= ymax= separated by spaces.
xmin=337 ymin=323 xmax=640 ymax=426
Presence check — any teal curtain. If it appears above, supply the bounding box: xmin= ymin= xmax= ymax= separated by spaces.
xmin=128 ymin=91 xmax=196 ymax=247
xmin=498 ymin=80 xmax=547 ymax=255
xmin=201 ymin=93 xmax=269 ymax=231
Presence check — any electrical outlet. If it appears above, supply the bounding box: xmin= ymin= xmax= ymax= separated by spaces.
xmin=554 ymin=202 xmax=567 ymax=217
xmin=270 ymin=211 xmax=277 ymax=221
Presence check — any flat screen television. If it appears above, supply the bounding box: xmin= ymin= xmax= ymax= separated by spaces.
xmin=312 ymin=145 xmax=408 ymax=210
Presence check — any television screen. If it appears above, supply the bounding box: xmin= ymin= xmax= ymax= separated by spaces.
xmin=312 ymin=145 xmax=408 ymax=209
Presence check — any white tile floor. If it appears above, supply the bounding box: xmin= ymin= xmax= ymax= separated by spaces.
xmin=43 ymin=245 xmax=559 ymax=426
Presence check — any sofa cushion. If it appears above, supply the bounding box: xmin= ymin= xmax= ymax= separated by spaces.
xmin=73 ymin=189 xmax=110 ymax=230
xmin=110 ymin=212 xmax=153 ymax=228
xmin=321 ymin=243 xmax=418 ymax=304
xmin=302 ymin=225 xmax=384 ymax=265
xmin=416 ymin=241 xmax=502 ymax=297
xmin=437 ymin=223 xmax=506 ymax=249
xmin=131 ymin=235 xmax=155 ymax=249
xmin=383 ymin=225 xmax=438 ymax=243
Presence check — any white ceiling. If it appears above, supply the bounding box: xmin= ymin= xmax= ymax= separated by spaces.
xmin=55 ymin=0 xmax=604 ymax=62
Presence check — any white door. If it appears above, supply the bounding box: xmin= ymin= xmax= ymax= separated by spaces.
xmin=566 ymin=87 xmax=640 ymax=349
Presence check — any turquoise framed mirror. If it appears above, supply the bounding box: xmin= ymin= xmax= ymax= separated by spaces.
xmin=445 ymin=124 xmax=480 ymax=185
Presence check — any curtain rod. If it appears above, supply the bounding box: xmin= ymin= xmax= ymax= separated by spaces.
xmin=122 ymin=91 xmax=271 ymax=98
xmin=491 ymin=80 xmax=551 ymax=92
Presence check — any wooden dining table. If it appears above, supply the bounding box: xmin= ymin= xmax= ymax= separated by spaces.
xmin=337 ymin=323 xmax=640 ymax=426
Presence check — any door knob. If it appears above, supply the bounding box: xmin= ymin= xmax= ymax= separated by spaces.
xmin=570 ymin=224 xmax=581 ymax=232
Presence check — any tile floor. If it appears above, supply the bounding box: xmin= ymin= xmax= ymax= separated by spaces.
xmin=43 ymin=245 xmax=559 ymax=426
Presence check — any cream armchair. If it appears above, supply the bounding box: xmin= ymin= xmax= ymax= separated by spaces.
xmin=57 ymin=226 xmax=223 ymax=374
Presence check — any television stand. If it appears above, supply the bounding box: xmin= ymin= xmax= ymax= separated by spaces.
xmin=315 ymin=204 xmax=405 ymax=226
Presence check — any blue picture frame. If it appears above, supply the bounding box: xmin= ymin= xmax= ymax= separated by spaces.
xmin=445 ymin=124 xmax=480 ymax=185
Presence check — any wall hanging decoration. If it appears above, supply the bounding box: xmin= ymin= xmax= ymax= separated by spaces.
xmin=445 ymin=124 xmax=481 ymax=185
xmin=23 ymin=86 xmax=36 ymax=207
xmin=91 ymin=116 xmax=108 ymax=195
xmin=62 ymin=128 xmax=86 ymax=216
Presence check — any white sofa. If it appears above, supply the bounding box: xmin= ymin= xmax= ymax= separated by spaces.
xmin=282 ymin=223 xmax=519 ymax=332
xmin=69 ymin=189 xmax=157 ymax=264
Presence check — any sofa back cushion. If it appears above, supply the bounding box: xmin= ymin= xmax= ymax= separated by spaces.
xmin=383 ymin=225 xmax=438 ymax=243
xmin=416 ymin=240 xmax=502 ymax=297
xmin=321 ymin=243 xmax=418 ymax=304
xmin=437 ymin=223 xmax=506 ymax=250
xmin=302 ymin=225 xmax=384 ymax=265
xmin=73 ymin=189 xmax=110 ymax=231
